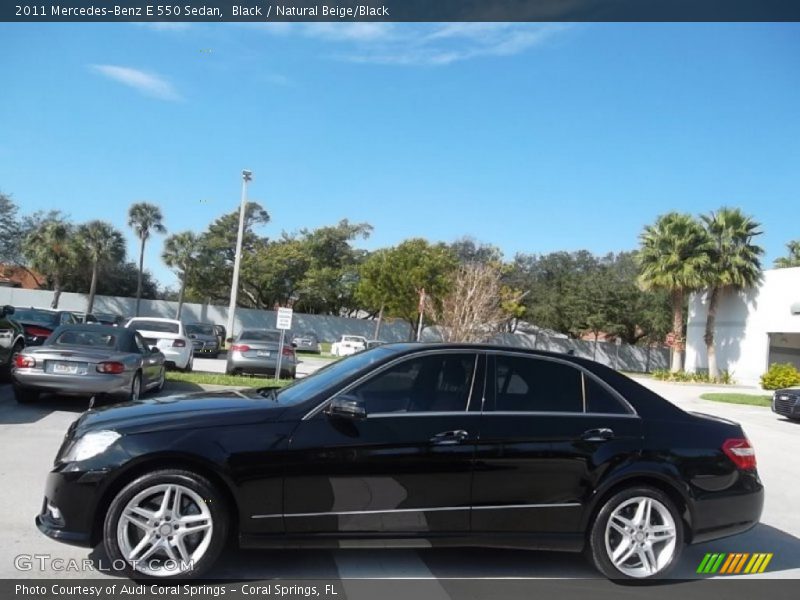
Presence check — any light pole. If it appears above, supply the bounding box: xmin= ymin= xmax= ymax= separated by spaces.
xmin=226 ymin=170 xmax=252 ymax=342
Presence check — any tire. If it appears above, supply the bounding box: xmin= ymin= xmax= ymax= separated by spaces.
xmin=118 ymin=373 xmax=142 ymax=404
xmin=13 ymin=385 xmax=39 ymax=404
xmin=103 ymin=469 xmax=229 ymax=580
xmin=586 ymin=486 xmax=683 ymax=580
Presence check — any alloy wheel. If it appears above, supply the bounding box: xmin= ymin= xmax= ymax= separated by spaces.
xmin=116 ymin=483 xmax=213 ymax=577
xmin=604 ymin=496 xmax=677 ymax=578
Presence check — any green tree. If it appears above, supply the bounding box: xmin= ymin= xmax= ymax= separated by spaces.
xmin=127 ymin=202 xmax=167 ymax=316
xmin=774 ymin=240 xmax=800 ymax=269
xmin=638 ymin=212 xmax=711 ymax=372
xmin=449 ymin=237 xmax=503 ymax=265
xmin=0 ymin=192 xmax=20 ymax=264
xmin=701 ymin=208 xmax=763 ymax=379
xmin=22 ymin=219 xmax=78 ymax=308
xmin=76 ymin=221 xmax=126 ymax=316
xmin=162 ymin=231 xmax=199 ymax=319
xmin=357 ymin=239 xmax=457 ymax=337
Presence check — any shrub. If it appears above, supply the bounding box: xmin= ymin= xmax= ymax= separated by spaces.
xmin=651 ymin=369 xmax=735 ymax=384
xmin=760 ymin=363 xmax=800 ymax=390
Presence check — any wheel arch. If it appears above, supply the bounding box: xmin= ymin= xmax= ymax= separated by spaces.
xmin=90 ymin=454 xmax=240 ymax=546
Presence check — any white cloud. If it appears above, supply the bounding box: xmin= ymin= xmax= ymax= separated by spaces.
xmin=90 ymin=65 xmax=182 ymax=101
xmin=258 ymin=22 xmax=568 ymax=66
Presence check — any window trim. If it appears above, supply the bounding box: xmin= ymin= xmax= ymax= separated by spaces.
xmin=303 ymin=349 xmax=483 ymax=420
xmin=487 ymin=351 xmax=637 ymax=416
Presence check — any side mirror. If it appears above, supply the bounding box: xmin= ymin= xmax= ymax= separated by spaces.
xmin=226 ymin=337 xmax=233 ymax=344
xmin=189 ymin=334 xmax=197 ymax=339
xmin=1 ymin=305 xmax=14 ymax=318
xmin=149 ymin=346 xmax=160 ymax=354
xmin=328 ymin=395 xmax=366 ymax=420
xmin=291 ymin=342 xmax=298 ymax=348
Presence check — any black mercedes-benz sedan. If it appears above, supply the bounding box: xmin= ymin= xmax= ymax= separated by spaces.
xmin=36 ymin=344 xmax=763 ymax=580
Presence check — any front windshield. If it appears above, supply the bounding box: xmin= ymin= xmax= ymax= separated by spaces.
xmin=273 ymin=346 xmax=397 ymax=406
xmin=186 ymin=324 xmax=215 ymax=336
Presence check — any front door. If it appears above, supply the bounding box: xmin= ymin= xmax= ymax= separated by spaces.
xmin=282 ymin=351 xmax=484 ymax=534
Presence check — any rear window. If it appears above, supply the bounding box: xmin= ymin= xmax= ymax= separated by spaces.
xmin=240 ymin=330 xmax=281 ymax=342
xmin=343 ymin=336 xmax=365 ymax=342
xmin=52 ymin=329 xmax=118 ymax=348
xmin=12 ymin=309 xmax=58 ymax=325
xmin=186 ymin=324 xmax=215 ymax=336
xmin=128 ymin=320 xmax=179 ymax=334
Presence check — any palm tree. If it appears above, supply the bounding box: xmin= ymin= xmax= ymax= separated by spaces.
xmin=701 ymin=208 xmax=763 ymax=379
xmin=22 ymin=220 xmax=77 ymax=308
xmin=127 ymin=203 xmax=166 ymax=316
xmin=76 ymin=221 xmax=126 ymax=316
xmin=638 ymin=213 xmax=711 ymax=372
xmin=162 ymin=231 xmax=199 ymax=319
xmin=774 ymin=240 xmax=800 ymax=269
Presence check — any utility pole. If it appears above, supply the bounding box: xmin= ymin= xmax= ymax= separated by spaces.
xmin=416 ymin=288 xmax=425 ymax=341
xmin=226 ymin=170 xmax=252 ymax=342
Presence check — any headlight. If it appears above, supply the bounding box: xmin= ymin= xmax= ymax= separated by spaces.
xmin=61 ymin=430 xmax=121 ymax=462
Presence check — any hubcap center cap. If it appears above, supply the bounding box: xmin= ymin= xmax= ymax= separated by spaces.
xmin=635 ymin=532 xmax=645 ymax=542
xmin=158 ymin=524 xmax=172 ymax=536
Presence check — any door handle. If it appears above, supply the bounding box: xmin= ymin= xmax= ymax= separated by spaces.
xmin=581 ymin=428 xmax=615 ymax=442
xmin=430 ymin=430 xmax=469 ymax=445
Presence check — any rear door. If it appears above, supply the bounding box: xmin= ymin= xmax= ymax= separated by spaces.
xmin=472 ymin=352 xmax=642 ymax=534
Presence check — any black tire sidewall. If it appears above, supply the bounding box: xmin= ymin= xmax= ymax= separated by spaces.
xmin=588 ymin=486 xmax=684 ymax=580
xmin=103 ymin=469 xmax=229 ymax=580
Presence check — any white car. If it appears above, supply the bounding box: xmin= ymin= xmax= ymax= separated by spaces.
xmin=330 ymin=335 xmax=368 ymax=357
xmin=125 ymin=317 xmax=193 ymax=371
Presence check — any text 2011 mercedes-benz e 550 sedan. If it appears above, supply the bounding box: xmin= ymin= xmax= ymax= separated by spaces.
xmin=36 ymin=344 xmax=763 ymax=580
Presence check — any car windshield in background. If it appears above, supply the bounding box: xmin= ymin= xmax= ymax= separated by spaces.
xmin=128 ymin=321 xmax=179 ymax=334
xmin=12 ymin=309 xmax=58 ymax=325
xmin=344 ymin=336 xmax=364 ymax=342
xmin=186 ymin=324 xmax=215 ymax=336
xmin=240 ymin=330 xmax=281 ymax=342
xmin=50 ymin=330 xmax=117 ymax=348
xmin=274 ymin=346 xmax=396 ymax=406
xmin=95 ymin=314 xmax=120 ymax=323
xmin=297 ymin=333 xmax=317 ymax=340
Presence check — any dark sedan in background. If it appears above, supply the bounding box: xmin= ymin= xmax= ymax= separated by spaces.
xmin=0 ymin=305 xmax=26 ymax=376
xmin=185 ymin=323 xmax=220 ymax=358
xmin=13 ymin=307 xmax=78 ymax=345
xmin=12 ymin=324 xmax=165 ymax=404
xmin=772 ymin=387 xmax=800 ymax=420
xmin=36 ymin=344 xmax=762 ymax=580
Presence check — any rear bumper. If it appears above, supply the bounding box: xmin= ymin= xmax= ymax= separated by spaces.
xmin=689 ymin=471 xmax=764 ymax=544
xmin=160 ymin=347 xmax=192 ymax=369
xmin=227 ymin=353 xmax=297 ymax=374
xmin=12 ymin=370 xmax=130 ymax=396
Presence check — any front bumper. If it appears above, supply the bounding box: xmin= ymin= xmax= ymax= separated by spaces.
xmin=36 ymin=466 xmax=111 ymax=548
xmin=772 ymin=392 xmax=800 ymax=419
xmin=689 ymin=470 xmax=764 ymax=544
xmin=12 ymin=370 xmax=130 ymax=396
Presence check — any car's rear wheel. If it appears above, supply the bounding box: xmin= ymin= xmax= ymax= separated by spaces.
xmin=153 ymin=367 xmax=165 ymax=393
xmin=13 ymin=385 xmax=39 ymax=404
xmin=587 ymin=486 xmax=683 ymax=579
xmin=103 ymin=469 xmax=228 ymax=580
xmin=183 ymin=355 xmax=193 ymax=372
xmin=118 ymin=373 xmax=142 ymax=403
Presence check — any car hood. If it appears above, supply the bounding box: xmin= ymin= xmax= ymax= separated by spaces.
xmin=74 ymin=388 xmax=288 ymax=435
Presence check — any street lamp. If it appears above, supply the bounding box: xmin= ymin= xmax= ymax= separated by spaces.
xmin=226 ymin=169 xmax=252 ymax=341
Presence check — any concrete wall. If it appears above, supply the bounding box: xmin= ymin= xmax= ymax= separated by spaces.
xmin=686 ymin=267 xmax=800 ymax=385
xmin=0 ymin=288 xmax=414 ymax=343
xmin=422 ymin=327 xmax=669 ymax=373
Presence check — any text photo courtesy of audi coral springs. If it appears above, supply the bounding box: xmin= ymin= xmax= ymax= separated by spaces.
xmin=1 ymin=2 xmax=799 ymax=597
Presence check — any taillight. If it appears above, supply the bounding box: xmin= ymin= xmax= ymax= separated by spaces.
xmin=25 ymin=326 xmax=51 ymax=338
xmin=282 ymin=346 xmax=294 ymax=357
xmin=230 ymin=344 xmax=250 ymax=352
xmin=14 ymin=355 xmax=35 ymax=368
xmin=173 ymin=339 xmax=186 ymax=348
xmin=722 ymin=438 xmax=757 ymax=470
xmin=96 ymin=362 xmax=125 ymax=374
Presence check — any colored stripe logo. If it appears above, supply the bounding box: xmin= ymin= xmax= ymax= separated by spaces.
xmin=697 ymin=553 xmax=773 ymax=574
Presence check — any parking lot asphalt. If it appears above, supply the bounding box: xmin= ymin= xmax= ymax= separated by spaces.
xmin=0 ymin=375 xmax=797 ymax=582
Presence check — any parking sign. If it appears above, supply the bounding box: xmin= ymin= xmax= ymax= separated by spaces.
xmin=276 ymin=307 xmax=293 ymax=330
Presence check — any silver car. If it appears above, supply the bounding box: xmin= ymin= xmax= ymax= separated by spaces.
xmin=291 ymin=331 xmax=321 ymax=353
xmin=11 ymin=325 xmax=166 ymax=404
xmin=226 ymin=329 xmax=297 ymax=378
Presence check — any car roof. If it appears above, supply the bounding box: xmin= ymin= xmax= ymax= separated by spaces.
xmin=15 ymin=306 xmax=58 ymax=313
xmin=127 ymin=317 xmax=181 ymax=324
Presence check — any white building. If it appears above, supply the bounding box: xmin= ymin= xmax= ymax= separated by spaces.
xmin=685 ymin=267 xmax=800 ymax=386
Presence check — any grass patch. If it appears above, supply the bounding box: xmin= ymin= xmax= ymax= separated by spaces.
xmin=166 ymin=371 xmax=294 ymax=388
xmin=699 ymin=393 xmax=772 ymax=407
xmin=320 ymin=342 xmax=332 ymax=353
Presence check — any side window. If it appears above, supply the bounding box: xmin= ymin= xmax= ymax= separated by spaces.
xmin=133 ymin=333 xmax=147 ymax=354
xmin=584 ymin=376 xmax=628 ymax=414
xmin=352 ymin=353 xmax=476 ymax=414
xmin=61 ymin=313 xmax=74 ymax=325
xmin=494 ymin=355 xmax=583 ymax=413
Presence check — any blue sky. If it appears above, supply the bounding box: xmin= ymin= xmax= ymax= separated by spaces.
xmin=1 ymin=23 xmax=798 ymax=288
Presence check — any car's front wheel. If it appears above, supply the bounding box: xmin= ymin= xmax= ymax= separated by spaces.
xmin=13 ymin=385 xmax=39 ymax=404
xmin=103 ymin=469 xmax=228 ymax=580
xmin=587 ymin=486 xmax=683 ymax=579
